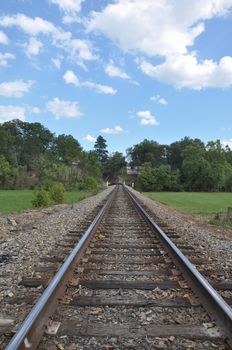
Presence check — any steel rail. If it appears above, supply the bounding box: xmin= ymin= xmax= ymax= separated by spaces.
xmin=5 ymin=186 xmax=117 ymax=350
xmin=124 ymin=186 xmax=232 ymax=345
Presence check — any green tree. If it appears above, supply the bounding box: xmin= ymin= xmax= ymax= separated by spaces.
xmin=105 ymin=152 xmax=126 ymax=179
xmin=182 ymin=144 xmax=212 ymax=191
xmin=94 ymin=136 xmax=109 ymax=164
xmin=80 ymin=151 xmax=102 ymax=179
xmin=205 ymin=140 xmax=228 ymax=191
xmin=167 ymin=137 xmax=205 ymax=171
xmin=0 ymin=155 xmax=17 ymax=188
xmin=53 ymin=134 xmax=82 ymax=165
xmin=127 ymin=139 xmax=166 ymax=167
xmin=137 ymin=165 xmax=180 ymax=191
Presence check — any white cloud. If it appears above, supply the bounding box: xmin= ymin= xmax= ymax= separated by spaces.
xmin=105 ymin=61 xmax=130 ymax=80
xmin=0 ymin=30 xmax=8 ymax=44
xmin=0 ymin=14 xmax=96 ymax=67
xmin=51 ymin=57 xmax=62 ymax=69
xmin=88 ymin=1 xmax=232 ymax=89
xmin=63 ymin=70 xmax=117 ymax=95
xmin=137 ymin=111 xmax=159 ymax=126
xmin=0 ymin=14 xmax=59 ymax=36
xmin=50 ymin=0 xmax=83 ymax=14
xmin=24 ymin=37 xmax=43 ymax=56
xmin=0 ymin=105 xmax=26 ymax=123
xmin=83 ymin=134 xmax=96 ymax=142
xmin=83 ymin=81 xmax=117 ymax=95
xmin=0 ymin=80 xmax=33 ymax=98
xmin=32 ymin=107 xmax=41 ymax=114
xmin=69 ymin=39 xmax=96 ymax=64
xmin=62 ymin=14 xmax=81 ymax=24
xmin=0 ymin=52 xmax=15 ymax=67
xmin=221 ymin=139 xmax=232 ymax=148
xmin=100 ymin=126 xmax=124 ymax=134
xmin=139 ymin=54 xmax=232 ymax=90
xmin=88 ymin=0 xmax=232 ymax=57
xmin=46 ymin=97 xmax=82 ymax=119
xmin=150 ymin=94 xmax=168 ymax=105
xmin=63 ymin=70 xmax=79 ymax=86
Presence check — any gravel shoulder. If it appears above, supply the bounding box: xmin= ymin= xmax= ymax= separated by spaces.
xmin=128 ymin=187 xmax=232 ymax=274
xmin=0 ymin=187 xmax=114 ymax=306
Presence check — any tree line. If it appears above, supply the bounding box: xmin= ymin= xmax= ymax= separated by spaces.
xmin=0 ymin=119 xmax=125 ymax=190
xmin=1 ymin=119 xmax=231 ymax=192
xmin=127 ymin=138 xmax=232 ymax=191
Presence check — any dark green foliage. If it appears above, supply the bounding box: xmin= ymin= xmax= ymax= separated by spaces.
xmin=32 ymin=190 xmax=51 ymax=208
xmin=0 ymin=119 xmax=102 ymax=190
xmin=32 ymin=181 xmax=65 ymax=207
xmin=137 ymin=165 xmax=180 ymax=191
xmin=94 ymin=135 xmax=109 ymax=164
xmin=78 ymin=176 xmax=100 ymax=191
xmin=127 ymin=139 xmax=166 ymax=167
xmin=1 ymin=119 xmax=232 ymax=193
xmin=129 ymin=137 xmax=232 ymax=192
xmin=53 ymin=134 xmax=82 ymax=165
xmin=48 ymin=182 xmax=65 ymax=204
xmin=104 ymin=152 xmax=126 ymax=180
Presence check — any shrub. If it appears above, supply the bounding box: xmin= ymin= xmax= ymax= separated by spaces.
xmin=136 ymin=165 xmax=180 ymax=192
xmin=78 ymin=176 xmax=100 ymax=191
xmin=32 ymin=180 xmax=65 ymax=207
xmin=49 ymin=182 xmax=65 ymax=204
xmin=32 ymin=190 xmax=51 ymax=208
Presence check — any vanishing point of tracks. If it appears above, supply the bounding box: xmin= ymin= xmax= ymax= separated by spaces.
xmin=5 ymin=185 xmax=232 ymax=349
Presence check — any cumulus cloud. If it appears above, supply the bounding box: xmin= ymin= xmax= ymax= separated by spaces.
xmin=63 ymin=70 xmax=116 ymax=94
xmin=0 ymin=14 xmax=96 ymax=67
xmin=24 ymin=37 xmax=43 ymax=56
xmin=0 ymin=30 xmax=8 ymax=44
xmin=83 ymin=134 xmax=96 ymax=142
xmin=0 ymin=80 xmax=33 ymax=98
xmin=100 ymin=126 xmax=125 ymax=134
xmin=150 ymin=94 xmax=168 ymax=105
xmin=137 ymin=111 xmax=159 ymax=126
xmin=0 ymin=105 xmax=26 ymax=123
xmin=105 ymin=61 xmax=130 ymax=80
xmin=83 ymin=81 xmax=117 ymax=95
xmin=0 ymin=52 xmax=15 ymax=67
xmin=46 ymin=97 xmax=82 ymax=119
xmin=139 ymin=54 xmax=232 ymax=90
xmin=50 ymin=0 xmax=83 ymax=14
xmin=88 ymin=0 xmax=232 ymax=89
xmin=88 ymin=0 xmax=232 ymax=57
xmin=63 ymin=70 xmax=79 ymax=86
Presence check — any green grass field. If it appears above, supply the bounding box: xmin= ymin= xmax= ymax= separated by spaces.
xmin=143 ymin=192 xmax=232 ymax=215
xmin=0 ymin=190 xmax=97 ymax=214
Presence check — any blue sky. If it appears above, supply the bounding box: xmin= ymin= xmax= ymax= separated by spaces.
xmin=0 ymin=0 xmax=232 ymax=154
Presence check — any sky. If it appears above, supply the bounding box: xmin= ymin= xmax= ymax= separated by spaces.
xmin=0 ymin=0 xmax=232 ymax=154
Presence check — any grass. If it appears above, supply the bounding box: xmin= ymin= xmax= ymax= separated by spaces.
xmin=0 ymin=190 xmax=98 ymax=214
xmin=143 ymin=192 xmax=232 ymax=215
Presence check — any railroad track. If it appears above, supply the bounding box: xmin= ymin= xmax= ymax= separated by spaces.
xmin=4 ymin=185 xmax=232 ymax=349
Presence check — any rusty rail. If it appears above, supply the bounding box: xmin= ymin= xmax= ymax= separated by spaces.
xmin=125 ymin=186 xmax=232 ymax=345
xmin=5 ymin=187 xmax=117 ymax=350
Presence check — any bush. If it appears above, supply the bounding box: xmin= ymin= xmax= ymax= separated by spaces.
xmin=32 ymin=190 xmax=51 ymax=208
xmin=136 ymin=165 xmax=180 ymax=192
xmin=49 ymin=182 xmax=65 ymax=204
xmin=32 ymin=180 xmax=65 ymax=207
xmin=78 ymin=176 xmax=100 ymax=191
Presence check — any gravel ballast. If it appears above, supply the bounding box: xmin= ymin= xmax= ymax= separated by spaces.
xmin=0 ymin=188 xmax=114 ymax=326
xmin=128 ymin=187 xmax=232 ymax=276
